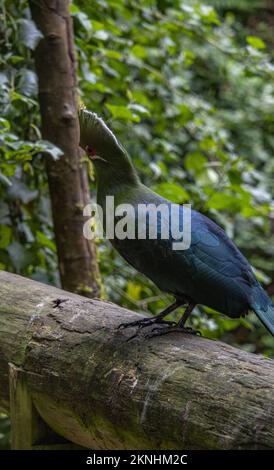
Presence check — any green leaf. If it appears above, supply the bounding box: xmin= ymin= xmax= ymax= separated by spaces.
xmin=246 ymin=35 xmax=266 ymax=50
xmin=106 ymin=104 xmax=139 ymax=121
xmin=70 ymin=4 xmax=80 ymax=14
xmin=199 ymin=5 xmax=220 ymax=25
xmin=7 ymin=179 xmax=38 ymax=204
xmin=128 ymin=103 xmax=150 ymax=116
xmin=0 ymin=72 xmax=8 ymax=85
xmin=177 ymin=104 xmax=193 ymax=124
xmin=126 ymin=281 xmax=141 ymax=301
xmin=104 ymin=50 xmax=122 ymax=60
xmin=36 ymin=140 xmax=64 ymax=160
xmin=184 ymin=152 xmax=207 ymax=173
xmin=0 ymin=118 xmax=11 ymax=131
xmin=94 ymin=30 xmax=108 ymax=41
xmin=0 ymin=172 xmax=12 ymax=187
xmin=154 ymin=182 xmax=189 ymax=203
xmin=18 ymin=69 xmax=37 ymax=97
xmin=19 ymin=19 xmax=43 ymax=50
xmin=7 ymin=241 xmax=32 ymax=271
xmin=131 ymin=45 xmax=147 ymax=59
xmin=0 ymin=226 xmax=12 ymax=249
xmin=36 ymin=231 xmax=56 ymax=252
xmin=75 ymin=12 xmax=93 ymax=37
xmin=206 ymin=193 xmax=239 ymax=211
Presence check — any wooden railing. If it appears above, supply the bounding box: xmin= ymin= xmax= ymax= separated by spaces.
xmin=0 ymin=271 xmax=274 ymax=450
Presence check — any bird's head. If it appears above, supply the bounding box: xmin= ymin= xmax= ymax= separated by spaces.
xmin=78 ymin=107 xmax=139 ymax=186
xmin=78 ymin=108 xmax=124 ymax=164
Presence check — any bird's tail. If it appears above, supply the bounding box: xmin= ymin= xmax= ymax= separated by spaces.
xmin=251 ymin=287 xmax=274 ymax=336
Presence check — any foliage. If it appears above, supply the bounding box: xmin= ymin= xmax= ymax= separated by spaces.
xmin=205 ymin=0 xmax=268 ymax=10
xmin=0 ymin=0 xmax=61 ymax=285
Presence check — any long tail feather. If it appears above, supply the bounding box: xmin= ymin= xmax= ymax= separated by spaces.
xmin=253 ymin=303 xmax=274 ymax=337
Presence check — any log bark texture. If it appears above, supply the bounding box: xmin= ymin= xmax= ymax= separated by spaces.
xmin=29 ymin=0 xmax=100 ymax=297
xmin=0 ymin=271 xmax=274 ymax=450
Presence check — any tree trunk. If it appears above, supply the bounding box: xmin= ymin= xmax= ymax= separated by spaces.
xmin=29 ymin=0 xmax=100 ymax=297
xmin=0 ymin=271 xmax=274 ymax=450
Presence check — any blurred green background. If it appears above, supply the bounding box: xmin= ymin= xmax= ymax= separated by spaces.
xmin=1 ymin=0 xmax=274 ymax=448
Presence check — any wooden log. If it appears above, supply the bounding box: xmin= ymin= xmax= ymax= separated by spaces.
xmin=0 ymin=270 xmax=274 ymax=449
xmin=8 ymin=364 xmax=83 ymax=449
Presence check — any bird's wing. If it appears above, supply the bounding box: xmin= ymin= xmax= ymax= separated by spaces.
xmin=111 ymin=201 xmax=257 ymax=316
xmin=160 ymin=207 xmax=257 ymax=315
xmin=190 ymin=210 xmax=255 ymax=285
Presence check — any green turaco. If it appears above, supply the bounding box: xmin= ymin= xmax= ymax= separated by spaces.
xmin=79 ymin=108 xmax=274 ymax=339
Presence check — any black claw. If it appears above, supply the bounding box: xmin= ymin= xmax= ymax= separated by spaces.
xmin=118 ymin=318 xmax=153 ymax=330
xmin=118 ymin=320 xmax=139 ymax=330
xmin=146 ymin=326 xmax=202 ymax=339
xmin=118 ymin=317 xmax=175 ymax=331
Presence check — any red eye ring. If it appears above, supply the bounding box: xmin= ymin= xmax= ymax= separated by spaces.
xmin=86 ymin=146 xmax=97 ymax=157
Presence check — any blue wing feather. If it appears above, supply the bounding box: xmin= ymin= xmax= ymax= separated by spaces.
xmin=111 ymin=198 xmax=268 ymax=319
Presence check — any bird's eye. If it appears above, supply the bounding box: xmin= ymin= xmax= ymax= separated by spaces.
xmin=86 ymin=146 xmax=97 ymax=156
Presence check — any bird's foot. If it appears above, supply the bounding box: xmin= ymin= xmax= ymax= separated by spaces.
xmin=146 ymin=325 xmax=201 ymax=339
xmin=118 ymin=317 xmax=176 ymax=331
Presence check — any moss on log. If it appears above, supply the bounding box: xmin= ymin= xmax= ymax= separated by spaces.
xmin=0 ymin=271 xmax=274 ymax=449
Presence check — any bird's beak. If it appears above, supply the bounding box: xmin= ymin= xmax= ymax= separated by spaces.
xmin=88 ymin=154 xmax=108 ymax=163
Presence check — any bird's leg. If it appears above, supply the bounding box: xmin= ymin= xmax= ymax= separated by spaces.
xmin=177 ymin=302 xmax=196 ymax=328
xmin=147 ymin=302 xmax=201 ymax=338
xmin=118 ymin=298 xmax=184 ymax=330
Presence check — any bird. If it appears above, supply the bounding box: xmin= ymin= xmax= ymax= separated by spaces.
xmin=79 ymin=108 xmax=274 ymax=339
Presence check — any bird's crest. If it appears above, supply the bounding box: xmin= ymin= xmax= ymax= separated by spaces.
xmin=78 ymin=107 xmax=120 ymax=152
